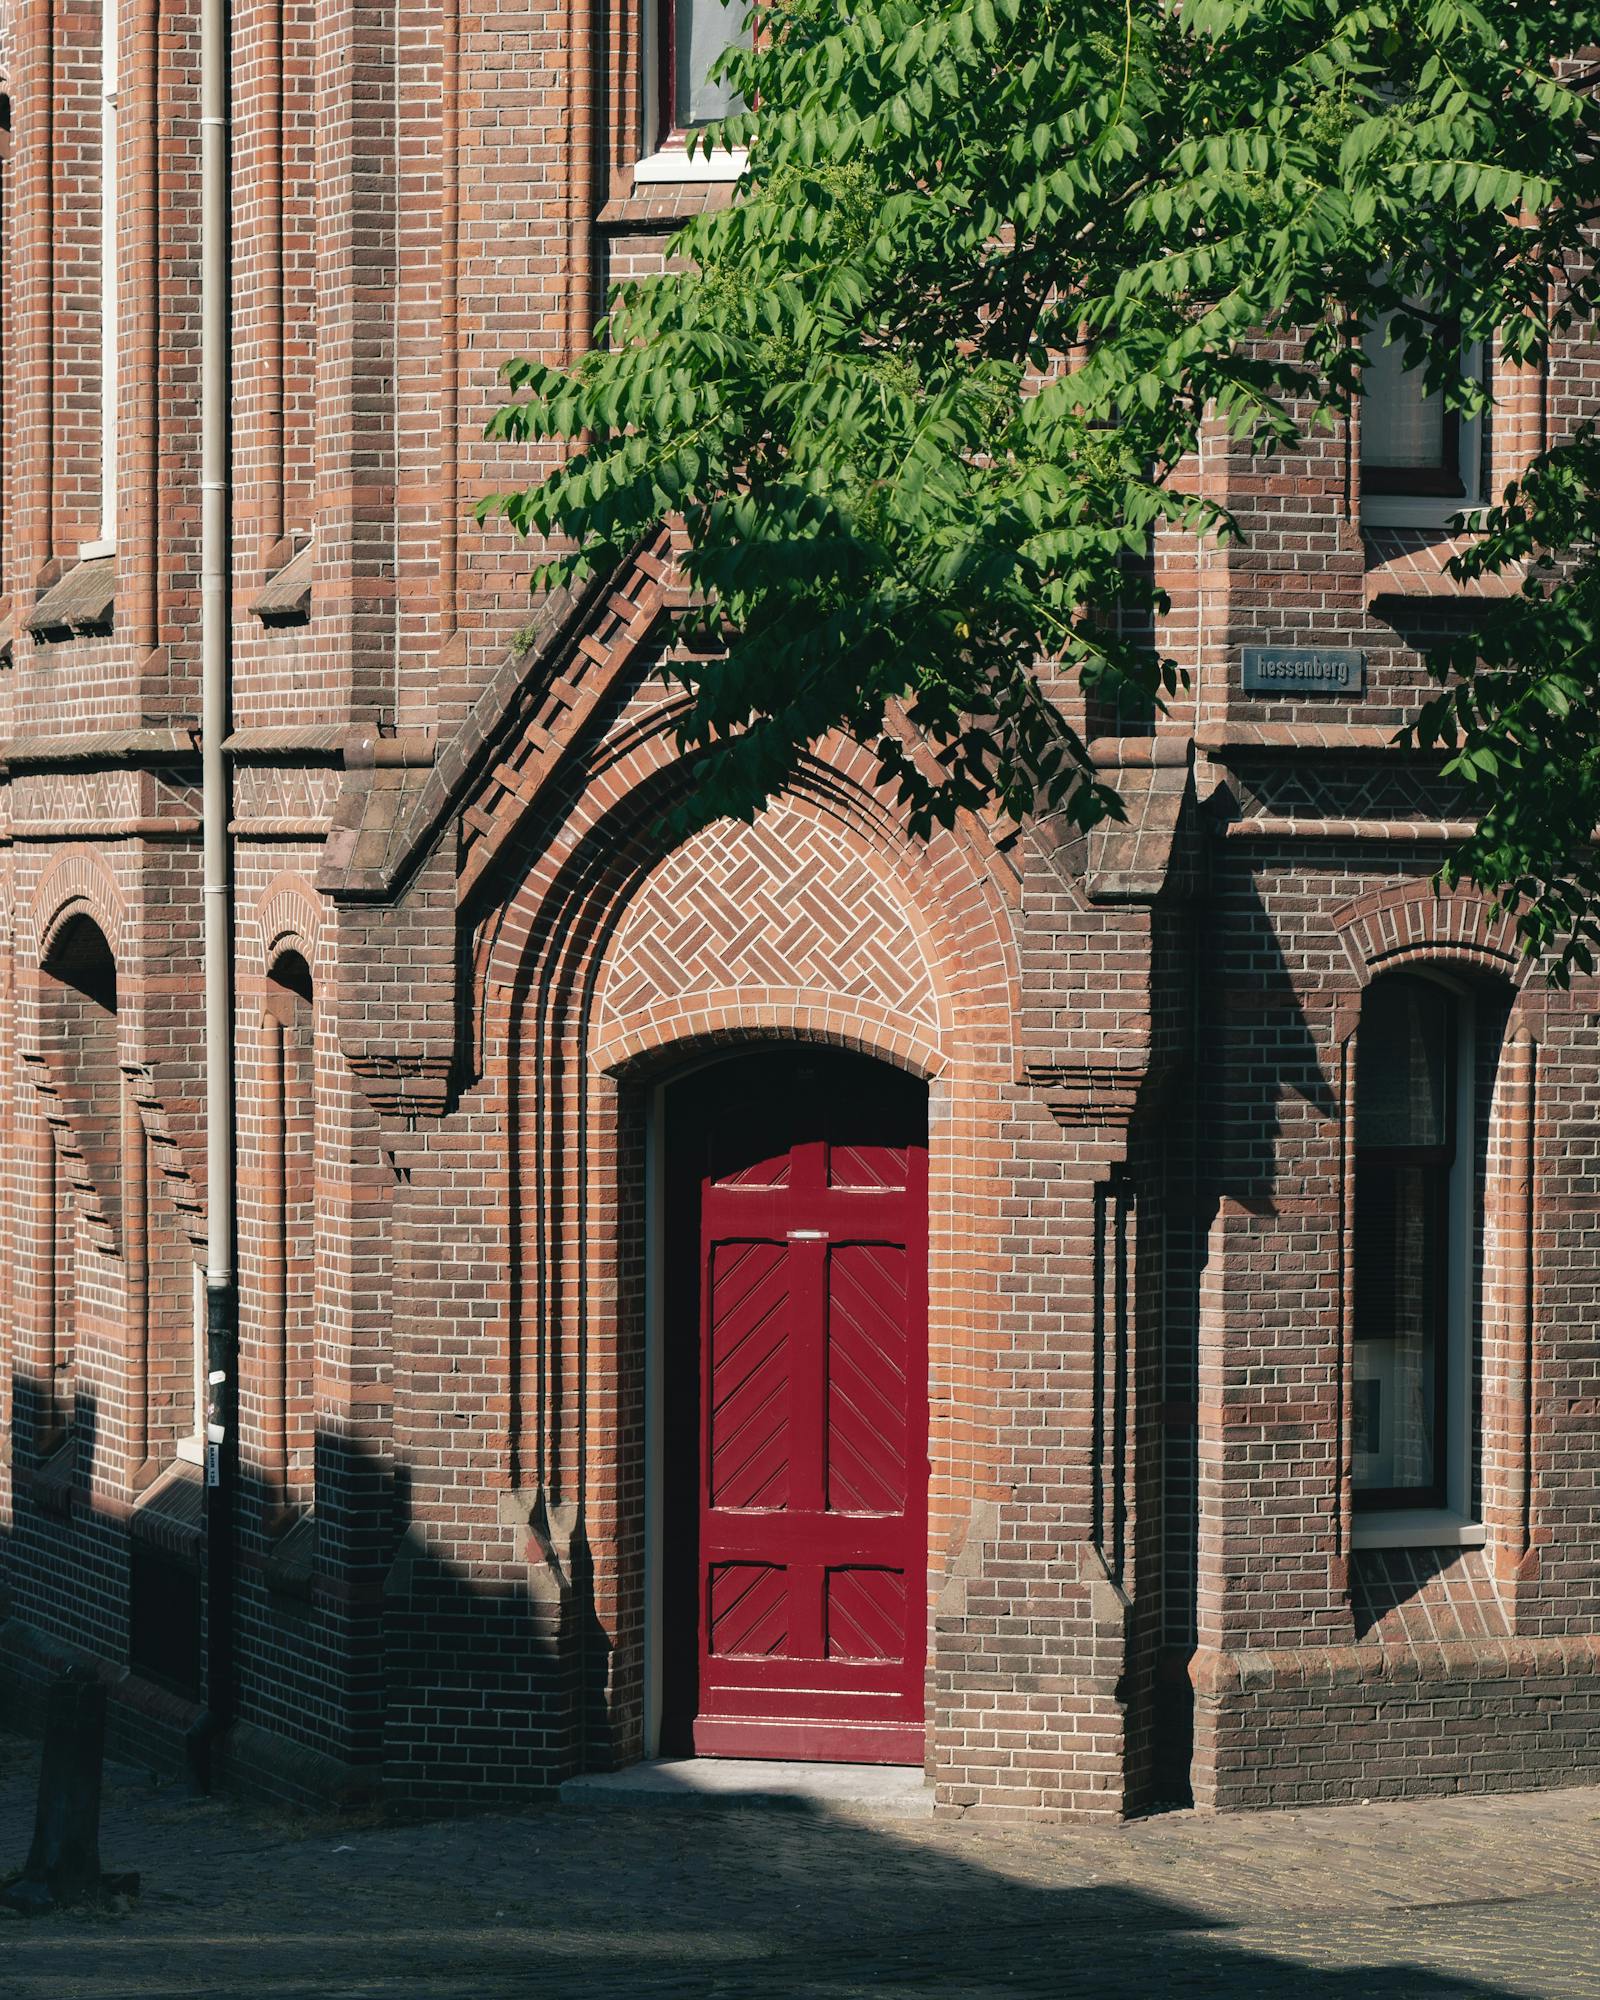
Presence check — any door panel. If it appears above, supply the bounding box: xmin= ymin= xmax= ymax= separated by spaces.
xmin=707 ymin=1241 xmax=791 ymax=1510
xmin=825 ymin=1566 xmax=907 ymax=1661
xmin=827 ymin=1243 xmax=909 ymax=1515
xmin=708 ymin=1563 xmax=789 ymax=1657
xmin=665 ymin=1050 xmax=929 ymax=1766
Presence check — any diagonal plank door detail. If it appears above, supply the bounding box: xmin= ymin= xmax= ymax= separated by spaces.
xmin=669 ymin=1052 xmax=929 ymax=1765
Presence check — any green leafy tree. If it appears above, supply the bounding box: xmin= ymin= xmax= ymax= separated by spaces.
xmin=1410 ymin=428 xmax=1600 ymax=976
xmin=485 ymin=0 xmax=1600 ymax=967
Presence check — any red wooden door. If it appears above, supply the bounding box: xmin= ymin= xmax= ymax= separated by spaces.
xmin=663 ymin=1052 xmax=929 ymax=1764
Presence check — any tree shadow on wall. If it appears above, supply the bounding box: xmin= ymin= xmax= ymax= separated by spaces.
xmin=0 ymin=1401 xmax=620 ymax=1803
xmin=1148 ymin=863 xmax=1347 ymax=1795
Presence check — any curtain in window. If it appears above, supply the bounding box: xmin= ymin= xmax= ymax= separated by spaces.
xmin=1353 ymin=1161 xmax=1445 ymax=1494
xmin=1356 ymin=977 xmax=1450 ymax=1150
xmin=675 ymin=0 xmax=746 ymax=127
xmin=1362 ymin=311 xmax=1447 ymax=473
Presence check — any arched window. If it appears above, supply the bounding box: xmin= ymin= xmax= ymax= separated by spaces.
xmin=262 ymin=949 xmax=316 ymax=1525
xmin=1353 ymin=973 xmax=1476 ymax=1522
xmin=37 ymin=915 xmax=120 ymax=1455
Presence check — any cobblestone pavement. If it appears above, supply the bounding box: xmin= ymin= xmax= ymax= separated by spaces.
xmin=4 ymin=1734 xmax=1600 ymax=1998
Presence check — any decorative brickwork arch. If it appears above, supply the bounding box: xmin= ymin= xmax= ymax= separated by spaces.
xmin=1332 ymin=881 xmax=1529 ymax=994
xmin=251 ymin=871 xmax=326 ymax=980
xmin=590 ymin=794 xmax=956 ymax=1074
xmin=26 ymin=848 xmax=127 ymax=982
xmin=591 ymin=994 xmax=947 ymax=1083
xmin=474 ymin=693 xmax=1024 ymax=1776
xmin=445 ymin=544 xmax=1024 ymax=1060
xmin=469 ymin=709 xmax=1020 ymax=1061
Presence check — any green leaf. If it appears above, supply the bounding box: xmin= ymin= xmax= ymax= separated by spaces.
xmin=482 ymin=0 xmax=1600 ymax=962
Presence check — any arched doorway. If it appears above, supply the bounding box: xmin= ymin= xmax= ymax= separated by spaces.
xmin=656 ymin=1047 xmax=930 ymax=1764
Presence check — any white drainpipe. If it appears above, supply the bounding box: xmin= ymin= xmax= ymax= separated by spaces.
xmin=196 ymin=0 xmax=237 ymax=1772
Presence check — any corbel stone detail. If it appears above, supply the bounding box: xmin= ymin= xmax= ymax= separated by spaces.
xmin=20 ymin=1049 xmax=120 ymax=1254
xmin=1082 ymin=762 xmax=1194 ymax=904
xmin=1023 ymin=759 xmax=1196 ymax=1140
xmin=498 ymin=1489 xmax=581 ymax=1609
xmin=1024 ymin=1059 xmax=1147 ymax=1131
xmin=124 ymin=1061 xmax=205 ymax=1248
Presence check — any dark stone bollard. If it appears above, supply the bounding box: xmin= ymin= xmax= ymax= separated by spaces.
xmin=4 ymin=1669 xmax=116 ymax=1914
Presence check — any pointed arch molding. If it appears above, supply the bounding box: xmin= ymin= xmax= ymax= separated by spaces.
xmin=320 ymin=529 xmax=1023 ymax=1120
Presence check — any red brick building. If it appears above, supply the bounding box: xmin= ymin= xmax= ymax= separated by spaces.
xmin=1 ymin=1 xmax=1598 ymax=1819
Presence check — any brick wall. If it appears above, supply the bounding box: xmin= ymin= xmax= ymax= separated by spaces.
xmin=0 ymin=0 xmax=1597 ymax=1823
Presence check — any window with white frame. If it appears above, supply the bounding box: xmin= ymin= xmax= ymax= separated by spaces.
xmin=639 ymin=0 xmax=747 ymax=178
xmin=91 ymin=0 xmax=119 ymax=556
xmin=1352 ymin=973 xmax=1479 ymax=1537
xmin=1360 ymin=306 xmax=1484 ymax=530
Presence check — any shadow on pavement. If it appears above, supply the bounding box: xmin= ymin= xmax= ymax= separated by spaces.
xmin=0 ymin=1771 xmax=1570 ymax=2000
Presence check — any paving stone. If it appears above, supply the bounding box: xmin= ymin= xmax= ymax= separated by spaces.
xmin=3 ymin=1733 xmax=1599 ymax=1997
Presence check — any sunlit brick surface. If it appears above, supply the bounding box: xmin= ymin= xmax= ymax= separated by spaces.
xmin=0 ymin=0 xmax=1598 ymax=1823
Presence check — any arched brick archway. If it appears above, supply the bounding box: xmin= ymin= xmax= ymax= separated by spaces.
xmin=478 ymin=712 xmax=1023 ymax=1773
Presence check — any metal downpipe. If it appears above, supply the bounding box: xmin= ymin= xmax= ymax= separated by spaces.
xmin=190 ymin=0 xmax=237 ymax=1790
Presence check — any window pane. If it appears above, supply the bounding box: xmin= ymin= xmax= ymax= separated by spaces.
xmin=1355 ymin=977 xmax=1452 ymax=1151
xmin=675 ymin=0 xmax=746 ymax=128
xmin=1362 ymin=310 xmax=1446 ymax=472
xmin=1354 ymin=1162 xmax=1445 ymax=1497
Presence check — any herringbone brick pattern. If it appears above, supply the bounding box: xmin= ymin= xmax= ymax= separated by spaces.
xmin=597 ymin=807 xmax=940 ymax=1035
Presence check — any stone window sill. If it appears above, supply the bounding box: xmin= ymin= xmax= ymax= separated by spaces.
xmin=253 ymin=537 xmax=313 ymax=626
xmin=1352 ymin=1508 xmax=1487 ymax=1550
xmin=129 ymin=1458 xmax=205 ymax=1559
xmin=634 ymin=145 xmax=746 ymax=184
xmin=27 ymin=555 xmax=115 ymax=641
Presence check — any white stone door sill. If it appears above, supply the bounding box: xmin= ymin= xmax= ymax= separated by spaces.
xmin=561 ymin=1757 xmax=934 ymax=1816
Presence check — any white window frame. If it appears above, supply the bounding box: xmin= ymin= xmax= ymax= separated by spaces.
xmin=82 ymin=0 xmax=119 ymax=560
xmin=636 ymin=0 xmax=747 ymax=184
xmin=1352 ymin=975 xmax=1485 ymax=1550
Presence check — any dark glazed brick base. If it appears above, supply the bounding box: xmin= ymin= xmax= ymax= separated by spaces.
xmin=1195 ymin=1643 xmax=1600 ymax=1809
